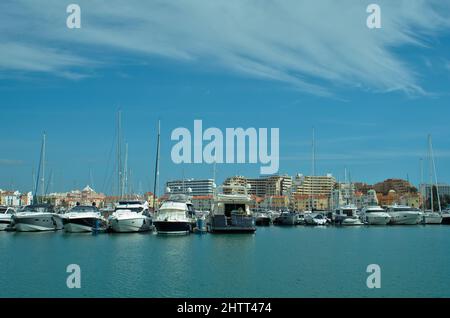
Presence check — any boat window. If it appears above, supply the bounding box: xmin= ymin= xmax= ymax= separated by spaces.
xmin=116 ymin=207 xmax=143 ymax=213
xmin=71 ymin=206 xmax=99 ymax=213
xmin=224 ymin=204 xmax=246 ymax=217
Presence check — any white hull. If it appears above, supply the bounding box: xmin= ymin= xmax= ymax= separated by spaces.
xmin=366 ymin=213 xmax=391 ymax=225
xmin=0 ymin=223 xmax=10 ymax=231
xmin=388 ymin=213 xmax=421 ymax=225
xmin=341 ymin=218 xmax=364 ymax=226
xmin=422 ymin=214 xmax=443 ymax=224
xmin=64 ymin=223 xmax=94 ymax=233
xmin=110 ymin=218 xmax=151 ymax=233
xmin=14 ymin=223 xmax=56 ymax=232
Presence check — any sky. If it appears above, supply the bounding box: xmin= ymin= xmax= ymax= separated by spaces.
xmin=1 ymin=0 xmax=450 ymax=195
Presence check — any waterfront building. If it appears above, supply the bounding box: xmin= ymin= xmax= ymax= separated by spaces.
xmin=291 ymin=194 xmax=329 ymax=211
xmin=0 ymin=190 xmax=32 ymax=206
xmin=261 ymin=195 xmax=290 ymax=211
xmin=223 ymin=175 xmax=292 ymax=197
xmin=292 ymin=174 xmax=336 ymax=197
xmin=191 ymin=195 xmax=214 ymax=212
xmin=48 ymin=185 xmax=106 ymax=208
xmin=166 ymin=179 xmax=215 ymax=196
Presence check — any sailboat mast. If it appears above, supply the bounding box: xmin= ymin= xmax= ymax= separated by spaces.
xmin=311 ymin=127 xmax=315 ymax=211
xmin=124 ymin=142 xmax=129 ymax=199
xmin=41 ymin=132 xmax=46 ymax=199
xmin=428 ymin=135 xmax=434 ymax=212
xmin=420 ymin=158 xmax=424 ymax=212
xmin=153 ymin=120 xmax=161 ymax=212
xmin=429 ymin=135 xmax=441 ymax=212
xmin=117 ymin=110 xmax=122 ymax=199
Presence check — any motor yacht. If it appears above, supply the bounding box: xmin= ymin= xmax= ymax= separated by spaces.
xmin=109 ymin=201 xmax=152 ymax=233
xmin=12 ymin=204 xmax=63 ymax=232
xmin=153 ymin=193 xmax=196 ymax=235
xmin=304 ymin=212 xmax=327 ymax=226
xmin=207 ymin=185 xmax=256 ymax=233
xmin=386 ymin=205 xmax=421 ymax=225
xmin=361 ymin=205 xmax=391 ymax=225
xmin=333 ymin=204 xmax=363 ymax=226
xmin=62 ymin=205 xmax=107 ymax=232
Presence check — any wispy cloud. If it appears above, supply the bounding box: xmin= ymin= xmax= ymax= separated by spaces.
xmin=0 ymin=159 xmax=24 ymax=166
xmin=1 ymin=0 xmax=449 ymax=95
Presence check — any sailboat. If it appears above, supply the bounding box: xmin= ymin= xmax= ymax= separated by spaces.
xmin=12 ymin=133 xmax=64 ymax=232
xmin=422 ymin=135 xmax=443 ymax=224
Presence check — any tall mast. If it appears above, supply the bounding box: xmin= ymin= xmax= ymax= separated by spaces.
xmin=117 ymin=110 xmax=122 ymax=199
xmin=41 ymin=132 xmax=46 ymax=199
xmin=310 ymin=127 xmax=315 ymax=211
xmin=124 ymin=142 xmax=129 ymax=199
xmin=428 ymin=135 xmax=434 ymax=212
xmin=429 ymin=135 xmax=441 ymax=212
xmin=420 ymin=158 xmax=424 ymax=212
xmin=33 ymin=134 xmax=45 ymax=204
xmin=153 ymin=120 xmax=161 ymax=212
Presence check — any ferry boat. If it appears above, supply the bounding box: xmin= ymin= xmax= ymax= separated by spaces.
xmin=207 ymin=185 xmax=256 ymax=233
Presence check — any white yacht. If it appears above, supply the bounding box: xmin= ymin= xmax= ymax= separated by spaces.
xmin=62 ymin=205 xmax=107 ymax=232
xmin=0 ymin=206 xmax=15 ymax=230
xmin=422 ymin=211 xmax=443 ymax=224
xmin=208 ymin=185 xmax=256 ymax=233
xmin=12 ymin=204 xmax=63 ymax=232
xmin=333 ymin=204 xmax=363 ymax=226
xmin=153 ymin=193 xmax=196 ymax=235
xmin=304 ymin=212 xmax=327 ymax=226
xmin=386 ymin=205 xmax=421 ymax=225
xmin=108 ymin=201 xmax=152 ymax=233
xmin=361 ymin=206 xmax=391 ymax=225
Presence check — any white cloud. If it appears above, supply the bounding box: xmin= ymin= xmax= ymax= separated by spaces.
xmin=1 ymin=0 xmax=449 ymax=95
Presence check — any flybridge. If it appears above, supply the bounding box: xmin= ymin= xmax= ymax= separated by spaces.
xmin=171 ymin=120 xmax=279 ymax=174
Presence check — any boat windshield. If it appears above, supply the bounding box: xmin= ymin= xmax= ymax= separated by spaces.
xmin=116 ymin=207 xmax=144 ymax=213
xmin=24 ymin=205 xmax=55 ymax=212
xmin=70 ymin=206 xmax=99 ymax=213
xmin=391 ymin=207 xmax=414 ymax=212
xmin=0 ymin=207 xmax=7 ymax=214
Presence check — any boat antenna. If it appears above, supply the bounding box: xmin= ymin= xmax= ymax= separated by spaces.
xmin=152 ymin=120 xmax=161 ymax=212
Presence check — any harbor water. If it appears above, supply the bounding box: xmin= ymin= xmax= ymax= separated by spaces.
xmin=1 ymin=225 xmax=449 ymax=298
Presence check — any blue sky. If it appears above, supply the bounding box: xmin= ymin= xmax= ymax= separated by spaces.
xmin=1 ymin=0 xmax=450 ymax=194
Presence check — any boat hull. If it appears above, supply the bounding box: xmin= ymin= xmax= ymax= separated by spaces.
xmin=208 ymin=215 xmax=256 ymax=233
xmin=13 ymin=215 xmax=63 ymax=232
xmin=63 ymin=217 xmax=107 ymax=233
xmin=110 ymin=217 xmax=151 ymax=233
xmin=442 ymin=214 xmax=450 ymax=225
xmin=388 ymin=212 xmax=421 ymax=225
xmin=366 ymin=213 xmax=391 ymax=225
xmin=0 ymin=218 xmax=11 ymax=231
xmin=154 ymin=221 xmax=192 ymax=235
xmin=422 ymin=213 xmax=443 ymax=224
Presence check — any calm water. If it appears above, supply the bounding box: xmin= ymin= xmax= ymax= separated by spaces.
xmin=1 ymin=226 xmax=449 ymax=298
